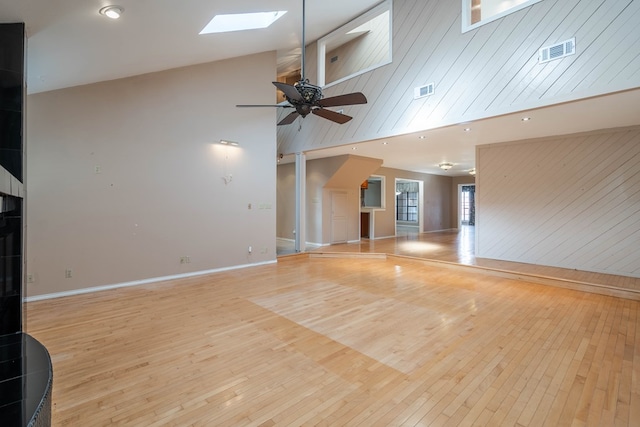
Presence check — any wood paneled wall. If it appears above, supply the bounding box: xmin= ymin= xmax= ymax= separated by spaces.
xmin=476 ymin=126 xmax=640 ymax=278
xmin=324 ymin=11 xmax=390 ymax=85
xmin=278 ymin=0 xmax=640 ymax=154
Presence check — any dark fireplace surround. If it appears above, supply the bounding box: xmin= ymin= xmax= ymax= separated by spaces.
xmin=1 ymin=23 xmax=53 ymax=427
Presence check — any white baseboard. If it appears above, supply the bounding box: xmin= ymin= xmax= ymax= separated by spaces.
xmin=277 ymin=237 xmax=326 ymax=247
xmin=371 ymin=235 xmax=397 ymax=240
xmin=24 ymin=260 xmax=277 ymax=302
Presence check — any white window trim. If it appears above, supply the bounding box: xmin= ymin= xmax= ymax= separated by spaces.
xmin=462 ymin=0 xmax=544 ymax=33
xmin=317 ymin=0 xmax=393 ymax=88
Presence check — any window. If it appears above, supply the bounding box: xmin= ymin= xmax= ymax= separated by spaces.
xmin=317 ymin=0 xmax=392 ymax=87
xmin=462 ymin=0 xmax=543 ymax=33
xmin=396 ymin=191 xmax=418 ymax=222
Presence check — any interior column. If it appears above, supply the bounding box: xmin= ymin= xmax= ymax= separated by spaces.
xmin=295 ymin=152 xmax=306 ymax=252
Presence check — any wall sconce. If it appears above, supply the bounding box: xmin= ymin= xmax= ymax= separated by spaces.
xmin=99 ymin=5 xmax=124 ymax=19
xmin=219 ymin=139 xmax=239 ymax=146
xmin=439 ymin=163 xmax=453 ymax=171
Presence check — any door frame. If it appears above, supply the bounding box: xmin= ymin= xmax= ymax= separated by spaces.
xmin=394 ymin=178 xmax=424 ymax=235
xmin=458 ymin=183 xmax=476 ymax=227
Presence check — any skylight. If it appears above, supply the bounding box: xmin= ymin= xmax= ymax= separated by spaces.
xmin=199 ymin=11 xmax=287 ymax=34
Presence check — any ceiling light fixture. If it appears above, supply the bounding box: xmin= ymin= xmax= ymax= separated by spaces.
xmin=418 ymin=135 xmax=426 ymax=139
xmin=469 ymin=168 xmax=476 ymax=175
xmin=439 ymin=163 xmax=453 ymax=171
xmin=463 ymin=127 xmax=471 ymax=132
xmin=99 ymin=5 xmax=124 ymax=19
xmin=521 ymin=117 xmax=531 ymax=121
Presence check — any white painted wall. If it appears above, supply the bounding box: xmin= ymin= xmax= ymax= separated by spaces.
xmin=26 ymin=52 xmax=277 ymax=297
xmin=476 ymin=126 xmax=640 ymax=278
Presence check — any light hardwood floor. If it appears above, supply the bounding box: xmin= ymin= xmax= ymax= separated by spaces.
xmin=26 ymin=248 xmax=640 ymax=426
xmin=319 ymin=226 xmax=640 ymax=295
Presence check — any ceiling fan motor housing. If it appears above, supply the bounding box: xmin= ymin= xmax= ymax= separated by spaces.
xmin=290 ymin=81 xmax=322 ymax=116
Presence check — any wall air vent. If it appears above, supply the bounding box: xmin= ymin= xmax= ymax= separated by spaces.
xmin=414 ymin=82 xmax=435 ymax=99
xmin=539 ymin=38 xmax=575 ymax=64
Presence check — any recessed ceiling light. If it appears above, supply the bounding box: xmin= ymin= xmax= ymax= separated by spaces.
xmin=99 ymin=5 xmax=124 ymax=19
xmin=200 ymin=11 xmax=287 ymax=34
xmin=521 ymin=117 xmax=531 ymax=121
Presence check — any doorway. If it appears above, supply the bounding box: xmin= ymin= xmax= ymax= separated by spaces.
xmin=331 ymin=191 xmax=349 ymax=243
xmin=395 ymin=179 xmax=423 ymax=235
xmin=459 ymin=184 xmax=476 ymax=226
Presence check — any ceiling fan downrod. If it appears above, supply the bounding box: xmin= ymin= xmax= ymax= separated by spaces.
xmin=301 ymin=0 xmax=306 ymax=82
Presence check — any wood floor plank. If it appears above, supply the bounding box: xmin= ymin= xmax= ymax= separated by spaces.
xmin=26 ymin=253 xmax=640 ymax=426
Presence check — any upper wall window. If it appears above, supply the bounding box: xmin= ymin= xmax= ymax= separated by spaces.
xmin=317 ymin=0 xmax=392 ymax=87
xmin=462 ymin=0 xmax=543 ymax=33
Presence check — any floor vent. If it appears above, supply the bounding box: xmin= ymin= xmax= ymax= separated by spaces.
xmin=539 ymin=38 xmax=575 ymax=64
xmin=414 ymin=83 xmax=435 ymax=99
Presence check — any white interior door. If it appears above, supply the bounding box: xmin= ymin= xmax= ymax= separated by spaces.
xmin=331 ymin=191 xmax=348 ymax=243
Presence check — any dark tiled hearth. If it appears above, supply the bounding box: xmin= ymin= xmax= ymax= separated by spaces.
xmin=0 ymin=333 xmax=52 ymax=427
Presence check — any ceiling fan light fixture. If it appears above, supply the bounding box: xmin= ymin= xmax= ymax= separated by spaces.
xmin=99 ymin=5 xmax=124 ymax=19
xmin=439 ymin=163 xmax=453 ymax=171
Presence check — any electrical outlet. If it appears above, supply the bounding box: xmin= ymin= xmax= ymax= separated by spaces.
xmin=65 ymin=269 xmax=72 ymax=278
xmin=248 ymin=246 xmax=252 ymax=254
xmin=179 ymin=256 xmax=191 ymax=264
xmin=27 ymin=274 xmax=34 ymax=284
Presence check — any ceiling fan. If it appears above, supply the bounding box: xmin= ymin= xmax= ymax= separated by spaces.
xmin=236 ymin=0 xmax=368 ymax=126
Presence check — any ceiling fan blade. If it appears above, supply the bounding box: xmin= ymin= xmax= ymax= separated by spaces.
xmin=312 ymin=108 xmax=353 ymax=124
xmin=278 ymin=111 xmax=300 ymax=126
xmin=272 ymin=82 xmax=303 ymax=102
xmin=318 ymin=92 xmax=367 ymax=108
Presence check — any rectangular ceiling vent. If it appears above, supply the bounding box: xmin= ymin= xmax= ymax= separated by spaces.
xmin=414 ymin=82 xmax=435 ymax=100
xmin=539 ymin=38 xmax=575 ymax=64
